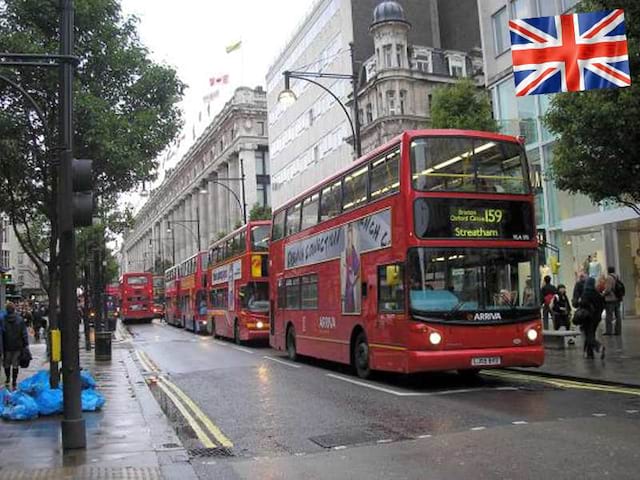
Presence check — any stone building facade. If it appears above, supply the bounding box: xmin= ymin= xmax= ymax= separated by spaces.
xmin=123 ymin=87 xmax=270 ymax=272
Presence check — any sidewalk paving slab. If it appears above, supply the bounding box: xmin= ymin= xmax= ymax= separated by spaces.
xmin=0 ymin=323 xmax=198 ymax=480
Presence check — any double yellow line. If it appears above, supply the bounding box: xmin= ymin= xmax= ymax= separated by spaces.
xmin=136 ymin=350 xmax=233 ymax=449
xmin=484 ymin=369 xmax=640 ymax=397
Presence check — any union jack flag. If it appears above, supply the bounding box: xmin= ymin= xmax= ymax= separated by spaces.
xmin=510 ymin=9 xmax=631 ymax=96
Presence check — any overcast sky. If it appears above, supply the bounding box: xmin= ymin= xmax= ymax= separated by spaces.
xmin=118 ymin=0 xmax=316 ymax=212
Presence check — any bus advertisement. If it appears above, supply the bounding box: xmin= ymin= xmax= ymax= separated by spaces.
xmin=119 ymin=272 xmax=154 ymax=324
xmin=207 ymin=220 xmax=270 ymax=343
xmin=269 ymin=129 xmax=543 ymax=378
xmin=164 ymin=265 xmax=181 ymax=327
xmin=178 ymin=252 xmax=209 ymax=333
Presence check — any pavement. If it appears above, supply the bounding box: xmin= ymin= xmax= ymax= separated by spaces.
xmin=0 ymin=322 xmax=198 ymax=480
xmin=515 ymin=315 xmax=640 ymax=387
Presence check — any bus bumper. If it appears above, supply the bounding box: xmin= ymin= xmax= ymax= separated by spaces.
xmin=403 ymin=346 xmax=544 ymax=373
xmin=244 ymin=328 xmax=269 ymax=341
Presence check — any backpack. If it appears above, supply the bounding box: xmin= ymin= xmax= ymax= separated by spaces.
xmin=613 ymin=275 xmax=625 ymax=299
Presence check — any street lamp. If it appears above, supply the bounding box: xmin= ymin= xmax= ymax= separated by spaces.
xmin=278 ymin=42 xmax=362 ymax=157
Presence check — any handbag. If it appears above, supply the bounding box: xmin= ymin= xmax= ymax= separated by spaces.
xmin=19 ymin=347 xmax=32 ymax=368
xmin=572 ymin=307 xmax=591 ymax=326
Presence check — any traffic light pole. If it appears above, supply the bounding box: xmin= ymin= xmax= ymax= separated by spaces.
xmin=59 ymin=0 xmax=86 ymax=450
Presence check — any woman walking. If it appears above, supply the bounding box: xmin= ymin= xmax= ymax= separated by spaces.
xmin=579 ymin=277 xmax=605 ymax=359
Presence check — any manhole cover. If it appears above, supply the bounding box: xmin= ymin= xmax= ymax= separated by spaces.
xmin=188 ymin=447 xmax=234 ymax=458
xmin=310 ymin=430 xmax=380 ymax=448
xmin=161 ymin=443 xmax=181 ymax=449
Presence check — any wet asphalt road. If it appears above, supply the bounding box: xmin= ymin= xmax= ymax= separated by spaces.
xmin=129 ymin=321 xmax=640 ymax=480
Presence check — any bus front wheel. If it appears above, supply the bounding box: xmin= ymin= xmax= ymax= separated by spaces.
xmin=286 ymin=326 xmax=297 ymax=362
xmin=353 ymin=331 xmax=371 ymax=379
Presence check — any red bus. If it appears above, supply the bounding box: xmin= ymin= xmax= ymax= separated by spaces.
xmin=152 ymin=274 xmax=166 ymax=318
xmin=164 ymin=265 xmax=181 ymax=327
xmin=207 ymin=220 xmax=270 ymax=343
xmin=178 ymin=252 xmax=209 ymax=333
xmin=119 ymin=272 xmax=154 ymax=323
xmin=269 ymin=130 xmax=544 ymax=378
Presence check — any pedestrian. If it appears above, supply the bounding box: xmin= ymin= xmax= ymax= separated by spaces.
xmin=32 ymin=304 xmax=43 ymax=343
xmin=578 ymin=277 xmax=605 ymax=360
xmin=572 ymin=272 xmax=587 ymax=309
xmin=603 ymin=266 xmax=624 ymax=336
xmin=540 ymin=275 xmax=557 ymax=330
xmin=552 ymin=284 xmax=571 ymax=331
xmin=2 ymin=302 xmax=29 ymax=390
xmin=0 ymin=304 xmax=5 ymax=375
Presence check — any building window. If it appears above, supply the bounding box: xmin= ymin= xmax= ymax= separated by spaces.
xmin=448 ymin=56 xmax=465 ymax=78
xmin=313 ymin=145 xmax=320 ymax=164
xmin=396 ymin=44 xmax=404 ymax=68
xmin=256 ymin=183 xmax=269 ymax=207
xmin=386 ymin=90 xmax=396 ymax=115
xmin=1 ymin=250 xmax=9 ymax=268
xmin=308 ymin=108 xmax=314 ymax=127
xmin=17 ymin=252 xmax=24 ymax=265
xmin=416 ymin=54 xmax=431 ymax=73
xmin=255 ymin=150 xmax=268 ymax=175
xmin=383 ymin=44 xmax=393 ymax=68
xmin=561 ymin=0 xmax=579 ymax=12
xmin=511 ymin=0 xmax=534 ymax=19
xmin=399 ymin=90 xmax=407 ymax=115
xmin=492 ymin=7 xmax=510 ymax=55
xmin=257 ymin=121 xmax=265 ymax=136
xmin=366 ymin=103 xmax=373 ymax=123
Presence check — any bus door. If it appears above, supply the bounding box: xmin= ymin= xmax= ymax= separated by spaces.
xmin=375 ymin=263 xmax=407 ymax=347
xmin=272 ymin=274 xmax=285 ymax=349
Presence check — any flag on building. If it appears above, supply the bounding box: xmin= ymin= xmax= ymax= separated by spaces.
xmin=202 ymin=90 xmax=220 ymax=103
xmin=209 ymin=74 xmax=229 ymax=86
xmin=509 ymin=9 xmax=630 ymax=96
xmin=225 ymin=40 xmax=242 ymax=54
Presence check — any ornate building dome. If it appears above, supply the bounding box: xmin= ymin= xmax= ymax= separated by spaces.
xmin=372 ymin=1 xmax=410 ymax=27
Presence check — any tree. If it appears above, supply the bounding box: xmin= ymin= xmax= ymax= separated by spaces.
xmin=249 ymin=203 xmax=272 ymax=221
xmin=0 ymin=0 xmax=185 ymax=310
xmin=543 ymin=0 xmax=640 ymax=215
xmin=430 ymin=79 xmax=498 ymax=132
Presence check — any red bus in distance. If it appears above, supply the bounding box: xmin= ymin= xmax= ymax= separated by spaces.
xmin=269 ymin=129 xmax=543 ymax=378
xmin=164 ymin=265 xmax=181 ymax=327
xmin=119 ymin=272 xmax=154 ymax=324
xmin=179 ymin=252 xmax=209 ymax=333
xmin=207 ymin=220 xmax=270 ymax=343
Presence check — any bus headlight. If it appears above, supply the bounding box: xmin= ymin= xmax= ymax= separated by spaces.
xmin=429 ymin=332 xmax=442 ymax=346
xmin=256 ymin=321 xmax=264 ymax=329
xmin=526 ymin=329 xmax=538 ymax=342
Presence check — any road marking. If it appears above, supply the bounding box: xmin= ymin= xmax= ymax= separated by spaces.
xmin=512 ymin=421 xmax=528 ymax=425
xmin=159 ymin=376 xmax=234 ymax=448
xmin=138 ymin=349 xmax=160 ymax=373
xmin=263 ymin=356 xmax=301 ymax=368
xmin=155 ymin=380 xmax=216 ymax=449
xmin=471 ymin=426 xmax=487 ymax=431
xmin=231 ymin=345 xmax=255 ymax=354
xmin=377 ymin=439 xmax=393 ymax=444
xmin=417 ymin=434 xmax=432 ymax=439
xmin=326 ymin=373 xmax=518 ymax=397
xmin=483 ymin=370 xmax=640 ymax=397
xmin=592 ymin=413 xmax=607 ymax=417
xmin=626 ymin=410 xmax=639 ymax=414
xmin=136 ymin=350 xmax=155 ymax=373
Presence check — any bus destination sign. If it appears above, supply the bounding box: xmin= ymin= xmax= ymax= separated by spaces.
xmin=414 ymin=198 xmax=533 ymax=241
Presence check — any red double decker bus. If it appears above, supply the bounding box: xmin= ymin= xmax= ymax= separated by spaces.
xmin=119 ymin=272 xmax=154 ymax=324
xmin=164 ymin=265 xmax=181 ymax=327
xmin=269 ymin=130 xmax=544 ymax=378
xmin=207 ymin=220 xmax=270 ymax=343
xmin=178 ymin=252 xmax=209 ymax=333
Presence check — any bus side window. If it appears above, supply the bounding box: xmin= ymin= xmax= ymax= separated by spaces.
xmin=378 ymin=264 xmax=405 ymax=313
xmin=272 ymin=211 xmax=286 ymax=240
xmin=319 ymin=181 xmax=342 ymax=222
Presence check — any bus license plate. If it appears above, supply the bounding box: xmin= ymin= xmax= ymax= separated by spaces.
xmin=471 ymin=357 xmax=501 ymax=367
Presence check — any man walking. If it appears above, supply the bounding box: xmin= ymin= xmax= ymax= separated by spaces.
xmin=3 ymin=302 xmax=28 ymax=390
xmin=540 ymin=275 xmax=557 ymax=330
xmin=603 ymin=266 xmax=624 ymax=336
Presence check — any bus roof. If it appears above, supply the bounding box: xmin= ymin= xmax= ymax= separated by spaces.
xmin=206 ymin=219 xmax=271 ymax=250
xmin=273 ymin=129 xmax=522 ymax=215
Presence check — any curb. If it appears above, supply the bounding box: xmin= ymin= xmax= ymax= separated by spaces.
xmin=504 ymin=367 xmax=640 ymax=389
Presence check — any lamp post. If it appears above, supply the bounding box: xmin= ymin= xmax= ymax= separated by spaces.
xmin=278 ymin=42 xmax=361 ymax=157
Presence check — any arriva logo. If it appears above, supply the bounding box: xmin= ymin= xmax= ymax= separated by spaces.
xmin=474 ymin=312 xmax=502 ymax=321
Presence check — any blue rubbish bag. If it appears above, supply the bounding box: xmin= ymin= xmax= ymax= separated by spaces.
xmin=18 ymin=370 xmax=50 ymax=396
xmin=0 ymin=387 xmax=11 ymax=405
xmin=80 ymin=370 xmax=97 ymax=390
xmin=1 ymin=391 xmax=39 ymax=421
xmin=81 ymin=389 xmax=105 ymax=411
xmin=35 ymin=388 xmax=63 ymax=416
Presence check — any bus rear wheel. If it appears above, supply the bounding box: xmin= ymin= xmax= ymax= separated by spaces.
xmin=353 ymin=331 xmax=371 ymax=379
xmin=286 ymin=326 xmax=297 ymax=362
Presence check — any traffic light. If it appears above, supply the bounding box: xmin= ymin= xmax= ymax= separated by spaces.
xmin=72 ymin=158 xmax=94 ymax=227
xmin=0 ymin=271 xmax=11 ymax=284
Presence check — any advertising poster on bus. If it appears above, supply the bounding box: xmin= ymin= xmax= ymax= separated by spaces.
xmin=341 ymin=222 xmax=361 ymax=315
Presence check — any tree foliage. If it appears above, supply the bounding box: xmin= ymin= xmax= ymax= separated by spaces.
xmin=0 ymin=0 xmax=185 ymax=302
xmin=249 ymin=203 xmax=272 ymax=221
xmin=544 ymin=0 xmax=640 ymax=215
xmin=430 ymin=79 xmax=498 ymax=132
